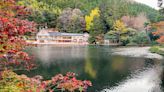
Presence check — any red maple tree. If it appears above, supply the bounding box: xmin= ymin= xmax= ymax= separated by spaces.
xmin=0 ymin=0 xmax=36 ymax=70
xmin=0 ymin=1 xmax=92 ymax=92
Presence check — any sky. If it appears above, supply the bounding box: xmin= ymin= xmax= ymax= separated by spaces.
xmin=134 ymin=0 xmax=162 ymax=10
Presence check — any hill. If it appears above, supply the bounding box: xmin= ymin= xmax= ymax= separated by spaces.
xmin=18 ymin=0 xmax=163 ymax=28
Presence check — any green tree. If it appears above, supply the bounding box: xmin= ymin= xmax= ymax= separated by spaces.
xmin=89 ymin=17 xmax=105 ymax=44
xmin=107 ymin=20 xmax=128 ymax=44
xmin=18 ymin=0 xmax=61 ymax=28
xmin=130 ymin=32 xmax=149 ymax=45
xmin=85 ymin=7 xmax=106 ymax=43
xmin=57 ymin=8 xmax=85 ymax=33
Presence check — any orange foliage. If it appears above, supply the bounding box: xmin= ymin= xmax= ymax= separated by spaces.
xmin=153 ymin=21 xmax=164 ymax=44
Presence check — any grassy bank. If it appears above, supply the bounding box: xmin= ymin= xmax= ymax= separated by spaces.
xmin=149 ymin=46 xmax=164 ymax=56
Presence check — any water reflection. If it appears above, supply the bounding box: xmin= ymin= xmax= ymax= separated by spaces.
xmin=19 ymin=46 xmax=163 ymax=92
xmin=102 ymin=66 xmax=163 ymax=92
xmin=36 ymin=46 xmax=86 ymax=63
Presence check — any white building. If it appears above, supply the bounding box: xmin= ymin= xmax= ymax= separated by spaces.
xmin=36 ymin=29 xmax=89 ymax=45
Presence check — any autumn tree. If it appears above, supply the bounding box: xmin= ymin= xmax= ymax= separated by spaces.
xmin=85 ymin=7 xmax=100 ymax=31
xmin=85 ymin=7 xmax=106 ymax=43
xmin=107 ymin=20 xmax=128 ymax=44
xmin=153 ymin=21 xmax=164 ymax=44
xmin=154 ymin=0 xmax=164 ymax=44
xmin=57 ymin=8 xmax=85 ymax=33
xmin=121 ymin=13 xmax=149 ymax=31
xmin=0 ymin=0 xmax=36 ymax=70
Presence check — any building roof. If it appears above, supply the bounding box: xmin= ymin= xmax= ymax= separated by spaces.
xmin=37 ymin=29 xmax=85 ymax=36
xmin=49 ymin=32 xmax=84 ymax=36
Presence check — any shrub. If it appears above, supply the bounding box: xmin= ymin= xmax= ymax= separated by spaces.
xmin=149 ymin=46 xmax=161 ymax=53
xmin=88 ymin=36 xmax=96 ymax=44
xmin=149 ymin=46 xmax=164 ymax=55
xmin=130 ymin=32 xmax=149 ymax=46
xmin=0 ymin=70 xmax=92 ymax=92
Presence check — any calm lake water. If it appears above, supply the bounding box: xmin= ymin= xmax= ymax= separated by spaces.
xmin=18 ymin=45 xmax=164 ymax=92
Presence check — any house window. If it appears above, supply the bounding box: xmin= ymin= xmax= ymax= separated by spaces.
xmin=64 ymin=40 xmax=71 ymax=42
xmin=79 ymin=39 xmax=83 ymax=43
xmin=62 ymin=36 xmax=72 ymax=39
xmin=73 ymin=39 xmax=77 ymax=42
xmin=40 ymin=40 xmax=44 ymax=43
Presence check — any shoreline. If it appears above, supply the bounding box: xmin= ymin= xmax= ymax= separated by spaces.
xmin=26 ymin=42 xmax=164 ymax=60
xmin=112 ymin=47 xmax=164 ymax=60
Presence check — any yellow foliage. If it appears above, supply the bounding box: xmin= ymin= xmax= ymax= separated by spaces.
xmin=85 ymin=16 xmax=93 ymax=31
xmin=113 ymin=20 xmax=127 ymax=33
xmin=0 ymin=70 xmax=45 ymax=92
xmin=90 ymin=7 xmax=100 ymax=17
xmin=85 ymin=7 xmax=100 ymax=31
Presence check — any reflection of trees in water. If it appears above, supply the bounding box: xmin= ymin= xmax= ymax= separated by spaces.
xmin=143 ymin=58 xmax=162 ymax=68
xmin=83 ymin=47 xmax=163 ymax=91
xmin=84 ymin=59 xmax=97 ymax=78
xmin=84 ymin=47 xmax=134 ymax=91
xmin=162 ymin=70 xmax=164 ymax=92
xmin=102 ymin=65 xmax=163 ymax=92
xmin=18 ymin=46 xmax=87 ymax=79
xmin=144 ymin=57 xmax=163 ymax=90
xmin=17 ymin=58 xmax=85 ymax=80
xmin=19 ymin=46 xmax=164 ymax=91
xmin=144 ymin=58 xmax=164 ymax=92
xmin=162 ymin=61 xmax=164 ymax=91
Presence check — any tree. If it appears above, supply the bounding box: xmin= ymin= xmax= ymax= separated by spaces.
xmin=57 ymin=8 xmax=85 ymax=33
xmin=107 ymin=20 xmax=128 ymax=44
xmin=89 ymin=17 xmax=105 ymax=44
xmin=85 ymin=7 xmax=100 ymax=31
xmin=17 ymin=0 xmax=162 ymax=31
xmin=0 ymin=1 xmax=92 ymax=92
xmin=85 ymin=7 xmax=106 ymax=43
xmin=153 ymin=21 xmax=164 ymax=44
xmin=130 ymin=32 xmax=149 ymax=45
xmin=121 ymin=13 xmax=149 ymax=31
xmin=0 ymin=0 xmax=36 ymax=70
xmin=18 ymin=0 xmax=62 ymax=28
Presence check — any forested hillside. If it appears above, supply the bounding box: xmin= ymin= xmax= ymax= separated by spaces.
xmin=18 ymin=0 xmax=164 ymax=44
xmin=18 ymin=0 xmax=163 ymax=28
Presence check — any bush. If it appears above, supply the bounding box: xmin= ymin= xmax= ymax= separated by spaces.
xmin=149 ymin=46 xmax=161 ymax=53
xmin=130 ymin=32 xmax=149 ymax=46
xmin=120 ymin=36 xmax=130 ymax=46
xmin=88 ymin=36 xmax=96 ymax=44
xmin=149 ymin=46 xmax=164 ymax=56
xmin=127 ymin=42 xmax=138 ymax=46
xmin=150 ymin=41 xmax=159 ymax=46
xmin=0 ymin=70 xmax=92 ymax=92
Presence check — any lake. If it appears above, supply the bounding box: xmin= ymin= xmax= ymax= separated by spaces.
xmin=18 ymin=45 xmax=164 ymax=92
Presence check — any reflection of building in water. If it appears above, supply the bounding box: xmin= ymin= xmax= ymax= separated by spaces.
xmin=36 ymin=28 xmax=89 ymax=45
